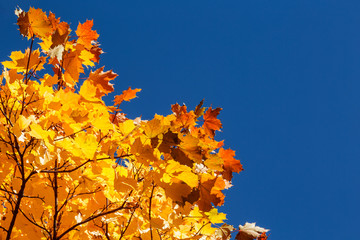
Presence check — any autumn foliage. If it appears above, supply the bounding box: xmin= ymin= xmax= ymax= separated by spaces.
xmin=0 ymin=7 xmax=269 ymax=240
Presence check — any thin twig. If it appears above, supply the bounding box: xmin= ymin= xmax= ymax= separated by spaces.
xmin=25 ymin=36 xmax=35 ymax=84
xmin=149 ymin=183 xmax=156 ymax=240
xmin=57 ymin=191 xmax=135 ymax=240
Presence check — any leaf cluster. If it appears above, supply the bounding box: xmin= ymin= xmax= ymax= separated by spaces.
xmin=0 ymin=7 xmax=269 ymax=240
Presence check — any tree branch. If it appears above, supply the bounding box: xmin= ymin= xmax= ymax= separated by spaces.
xmin=57 ymin=190 xmax=136 ymax=240
xmin=149 ymin=183 xmax=156 ymax=240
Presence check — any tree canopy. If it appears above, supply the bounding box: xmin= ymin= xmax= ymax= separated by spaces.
xmin=0 ymin=7 xmax=269 ymax=240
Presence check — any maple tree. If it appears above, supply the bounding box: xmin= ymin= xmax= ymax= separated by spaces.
xmin=0 ymin=7 xmax=270 ymax=240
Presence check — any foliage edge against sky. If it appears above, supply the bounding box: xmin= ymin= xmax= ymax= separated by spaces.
xmin=0 ymin=7 xmax=269 ymax=240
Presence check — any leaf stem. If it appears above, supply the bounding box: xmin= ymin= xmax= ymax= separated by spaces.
xmin=25 ymin=35 xmax=34 ymax=84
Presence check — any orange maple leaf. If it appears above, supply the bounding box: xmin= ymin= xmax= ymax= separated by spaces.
xmin=158 ymin=181 xmax=193 ymax=204
xmin=158 ymin=130 xmax=180 ymax=153
xmin=219 ymin=148 xmax=243 ymax=181
xmin=50 ymin=27 xmax=69 ymax=48
xmin=47 ymin=12 xmax=70 ymax=48
xmin=170 ymin=148 xmax=194 ymax=167
xmin=90 ymin=45 xmax=103 ymax=63
xmin=197 ymin=176 xmax=226 ymax=211
xmin=47 ymin=12 xmax=60 ymax=31
xmin=16 ymin=7 xmax=52 ymax=39
xmin=87 ymin=66 xmax=117 ymax=97
xmin=171 ymin=103 xmax=196 ymax=130
xmin=171 ymin=103 xmax=188 ymax=117
xmin=62 ymin=49 xmax=84 ymax=85
xmin=194 ymin=99 xmax=205 ymax=118
xmin=76 ymin=20 xmax=99 ymax=49
xmin=203 ymin=106 xmax=222 ymax=138
xmin=114 ymin=87 xmax=141 ymax=105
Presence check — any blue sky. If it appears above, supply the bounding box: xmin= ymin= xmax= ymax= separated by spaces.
xmin=1 ymin=1 xmax=360 ymax=239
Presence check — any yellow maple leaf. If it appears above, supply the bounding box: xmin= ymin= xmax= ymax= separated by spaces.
xmin=2 ymin=49 xmax=46 ymax=73
xmin=143 ymin=115 xmax=170 ymax=138
xmin=205 ymin=208 xmax=227 ymax=224
xmin=176 ymin=171 xmax=199 ymax=188
xmin=74 ymin=132 xmax=98 ymax=159
xmin=79 ymin=49 xmax=95 ymax=66
xmin=114 ymin=171 xmax=137 ymax=193
xmin=204 ymin=155 xmax=224 ymax=171
xmin=29 ymin=123 xmax=49 ymax=139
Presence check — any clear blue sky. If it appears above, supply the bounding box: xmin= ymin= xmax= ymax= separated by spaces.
xmin=1 ymin=1 xmax=359 ymax=239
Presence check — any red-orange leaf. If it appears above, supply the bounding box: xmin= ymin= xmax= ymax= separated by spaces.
xmin=171 ymin=103 xmax=196 ymax=130
xmin=258 ymin=232 xmax=269 ymax=240
xmin=76 ymin=20 xmax=99 ymax=49
xmin=194 ymin=99 xmax=205 ymax=118
xmin=48 ymin=12 xmax=69 ymax=35
xmin=114 ymin=87 xmax=141 ymax=105
xmin=47 ymin=12 xmax=59 ymax=31
xmin=171 ymin=103 xmax=187 ymax=117
xmin=203 ymin=106 xmax=222 ymax=138
xmin=219 ymin=148 xmax=243 ymax=181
